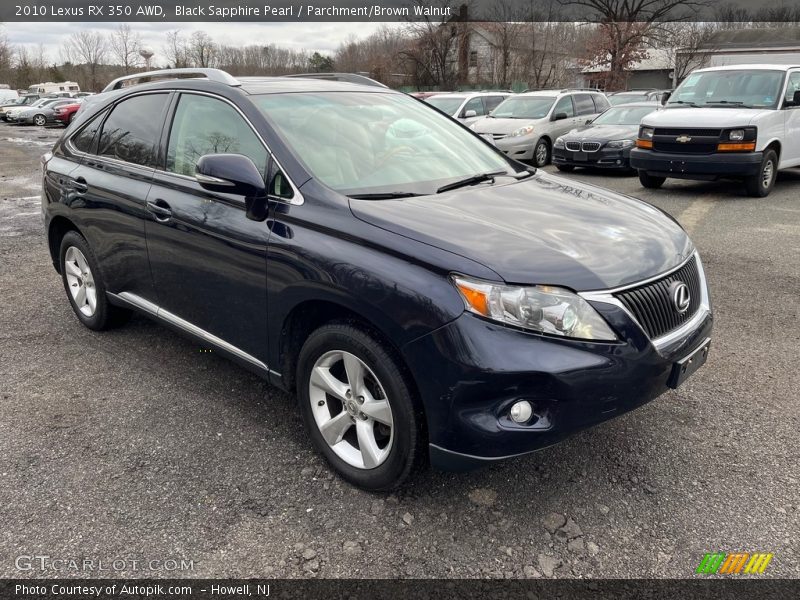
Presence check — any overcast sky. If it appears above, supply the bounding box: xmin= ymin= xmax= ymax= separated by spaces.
xmin=3 ymin=22 xmax=397 ymax=63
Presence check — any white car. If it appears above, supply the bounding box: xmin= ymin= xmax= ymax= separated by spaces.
xmin=630 ymin=64 xmax=800 ymax=197
xmin=424 ymin=92 xmax=511 ymax=126
xmin=470 ymin=90 xmax=610 ymax=167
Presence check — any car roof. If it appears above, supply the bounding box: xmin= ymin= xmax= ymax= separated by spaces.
xmin=237 ymin=76 xmax=400 ymax=95
xmin=693 ymin=63 xmax=799 ymax=73
xmin=606 ymin=101 xmax=660 ymax=107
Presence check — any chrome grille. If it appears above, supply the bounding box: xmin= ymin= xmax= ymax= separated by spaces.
xmin=565 ymin=141 xmax=581 ymax=151
xmin=614 ymin=256 xmax=702 ymax=339
xmin=581 ymin=142 xmax=601 ymax=152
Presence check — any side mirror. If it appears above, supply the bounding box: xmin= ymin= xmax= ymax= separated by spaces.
xmin=463 ymin=109 xmax=477 ymax=118
xmin=787 ymin=90 xmax=800 ymax=107
xmin=661 ymin=91 xmax=672 ymax=105
xmin=585 ymin=118 xmax=593 ymax=124
xmin=553 ymin=112 xmax=568 ymax=121
xmin=196 ymin=154 xmax=268 ymax=222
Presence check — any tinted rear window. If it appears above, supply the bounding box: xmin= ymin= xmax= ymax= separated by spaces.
xmin=97 ymin=94 xmax=167 ymax=167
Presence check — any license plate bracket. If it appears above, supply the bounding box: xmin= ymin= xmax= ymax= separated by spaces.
xmin=574 ymin=151 xmax=587 ymax=162
xmin=668 ymin=338 xmax=711 ymax=389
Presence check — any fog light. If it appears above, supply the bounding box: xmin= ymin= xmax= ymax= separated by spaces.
xmin=510 ymin=400 xmax=533 ymax=423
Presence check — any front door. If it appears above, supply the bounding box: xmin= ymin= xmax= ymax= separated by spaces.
xmin=782 ymin=69 xmax=800 ymax=168
xmin=144 ymin=92 xmax=272 ymax=365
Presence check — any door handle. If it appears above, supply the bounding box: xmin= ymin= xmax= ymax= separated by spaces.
xmin=72 ymin=177 xmax=88 ymax=195
xmin=146 ymin=199 xmax=172 ymax=222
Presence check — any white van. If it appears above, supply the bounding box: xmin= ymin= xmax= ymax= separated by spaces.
xmin=630 ymin=64 xmax=800 ymax=197
xmin=0 ymin=88 xmax=19 ymax=103
xmin=27 ymin=81 xmax=81 ymax=95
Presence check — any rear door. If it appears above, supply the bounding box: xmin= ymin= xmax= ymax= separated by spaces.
xmin=61 ymin=92 xmax=170 ymax=301
xmin=574 ymin=93 xmax=600 ymax=126
xmin=144 ymin=92 xmax=272 ymax=364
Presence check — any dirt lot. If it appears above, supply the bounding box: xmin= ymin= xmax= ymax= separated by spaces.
xmin=1 ymin=122 xmax=798 ymax=579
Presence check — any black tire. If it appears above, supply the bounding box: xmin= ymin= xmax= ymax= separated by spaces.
xmin=59 ymin=231 xmax=130 ymax=330
xmin=744 ymin=149 xmax=777 ymax=198
xmin=638 ymin=170 xmax=666 ymax=189
xmin=555 ymin=164 xmax=575 ymax=172
xmin=533 ymin=137 xmax=551 ymax=167
xmin=33 ymin=114 xmax=46 ymax=127
xmin=297 ymin=323 xmax=424 ymax=491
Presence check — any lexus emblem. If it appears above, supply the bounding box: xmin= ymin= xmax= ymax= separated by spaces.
xmin=670 ymin=281 xmax=691 ymax=314
xmin=676 ymin=135 xmax=692 ymax=143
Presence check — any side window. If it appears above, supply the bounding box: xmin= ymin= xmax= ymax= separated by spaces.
xmin=71 ymin=110 xmax=107 ymax=154
xmin=785 ymin=72 xmax=800 ymax=104
xmin=592 ymin=94 xmax=610 ymax=112
xmin=269 ymin=169 xmax=294 ymax=200
xmin=574 ymin=94 xmax=596 ymax=116
xmin=462 ymin=97 xmax=485 ymax=117
xmin=167 ymin=94 xmax=268 ymax=178
xmin=553 ymin=95 xmax=575 ymax=118
xmin=484 ymin=96 xmax=506 ymax=112
xmin=97 ymin=94 xmax=167 ymax=167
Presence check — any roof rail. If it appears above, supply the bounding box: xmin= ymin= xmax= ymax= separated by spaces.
xmin=283 ymin=73 xmax=388 ymax=88
xmin=559 ymin=87 xmax=604 ymax=92
xmin=101 ymin=68 xmax=240 ymax=93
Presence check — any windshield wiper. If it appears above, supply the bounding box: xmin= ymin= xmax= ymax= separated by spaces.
xmin=436 ymin=170 xmax=507 ymax=194
xmin=347 ymin=192 xmax=422 ymax=200
xmin=668 ymin=100 xmax=700 ymax=107
xmin=705 ymin=100 xmax=752 ymax=108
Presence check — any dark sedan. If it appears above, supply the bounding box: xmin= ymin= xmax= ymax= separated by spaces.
xmin=553 ymin=102 xmax=660 ymax=172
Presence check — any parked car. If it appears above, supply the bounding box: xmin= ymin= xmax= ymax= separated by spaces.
xmin=0 ymin=94 xmax=41 ymax=120
xmin=53 ymin=102 xmax=83 ymax=126
xmin=470 ymin=89 xmax=611 ymax=166
xmin=43 ymin=68 xmax=712 ymax=490
xmin=6 ymin=97 xmax=61 ymax=123
xmin=631 ymin=64 xmax=800 ymax=197
xmin=8 ymin=98 xmax=75 ymax=126
xmin=553 ymin=102 xmax=660 ymax=171
xmin=425 ymin=92 xmax=511 ymax=126
xmin=408 ymin=91 xmax=440 ymax=100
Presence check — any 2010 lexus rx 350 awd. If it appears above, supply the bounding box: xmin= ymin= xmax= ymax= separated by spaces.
xmin=42 ymin=69 xmax=712 ymax=490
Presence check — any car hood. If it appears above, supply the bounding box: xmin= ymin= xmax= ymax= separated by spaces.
xmin=349 ymin=172 xmax=692 ymax=291
xmin=471 ymin=117 xmax=544 ymax=135
xmin=645 ymin=106 xmax=772 ymax=127
xmin=564 ymin=124 xmax=639 ymax=140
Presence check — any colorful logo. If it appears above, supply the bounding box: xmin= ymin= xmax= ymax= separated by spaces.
xmin=696 ymin=552 xmax=774 ymax=575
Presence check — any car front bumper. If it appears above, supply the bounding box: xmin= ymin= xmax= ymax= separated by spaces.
xmin=494 ymin=136 xmax=535 ymax=161
xmin=402 ymin=274 xmax=713 ymax=471
xmin=553 ymin=146 xmax=633 ymax=169
xmin=630 ymin=148 xmax=763 ymax=180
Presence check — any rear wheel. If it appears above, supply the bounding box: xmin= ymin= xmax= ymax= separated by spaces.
xmin=59 ymin=231 xmax=130 ymax=330
xmin=33 ymin=114 xmax=46 ymax=127
xmin=297 ymin=323 xmax=423 ymax=490
xmin=744 ymin=149 xmax=777 ymax=198
xmin=638 ymin=170 xmax=666 ymax=189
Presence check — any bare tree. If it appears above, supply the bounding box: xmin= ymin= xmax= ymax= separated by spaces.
xmin=400 ymin=0 xmax=465 ymax=89
xmin=109 ymin=24 xmax=141 ymax=74
xmin=164 ymin=30 xmax=190 ymax=68
xmin=189 ymin=31 xmax=216 ymax=68
xmin=663 ymin=22 xmax=719 ymax=86
xmin=64 ymin=30 xmax=107 ymax=91
xmin=560 ymin=0 xmax=708 ymax=91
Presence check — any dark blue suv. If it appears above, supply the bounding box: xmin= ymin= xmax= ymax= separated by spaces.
xmin=42 ymin=69 xmax=712 ymax=490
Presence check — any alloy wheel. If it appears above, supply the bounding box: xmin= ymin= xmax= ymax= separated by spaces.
xmin=535 ymin=141 xmax=548 ymax=166
xmin=762 ymin=159 xmax=774 ymax=189
xmin=64 ymin=246 xmax=97 ymax=317
xmin=34 ymin=115 xmax=46 ymax=126
xmin=308 ymin=350 xmax=394 ymax=469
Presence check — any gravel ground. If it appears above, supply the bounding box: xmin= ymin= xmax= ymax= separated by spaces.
xmin=0 ymin=122 xmax=798 ymax=580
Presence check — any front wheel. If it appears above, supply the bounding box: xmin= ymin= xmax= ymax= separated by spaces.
xmin=532 ymin=138 xmax=551 ymax=167
xmin=638 ymin=170 xmax=666 ymax=189
xmin=33 ymin=114 xmax=46 ymax=127
xmin=745 ymin=149 xmax=777 ymax=197
xmin=297 ymin=323 xmax=424 ymax=490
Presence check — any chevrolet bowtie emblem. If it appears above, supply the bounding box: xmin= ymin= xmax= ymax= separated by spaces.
xmin=676 ymin=135 xmax=692 ymax=143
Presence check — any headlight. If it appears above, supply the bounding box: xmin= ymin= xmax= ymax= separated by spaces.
xmin=554 ymin=136 xmax=566 ymax=149
xmin=728 ymin=129 xmax=744 ymax=141
xmin=606 ymin=139 xmax=635 ymax=149
xmin=452 ymin=276 xmax=617 ymax=341
xmin=510 ymin=125 xmax=535 ymax=137
xmin=640 ymin=126 xmax=654 ymax=140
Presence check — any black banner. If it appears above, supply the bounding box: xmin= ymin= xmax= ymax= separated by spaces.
xmin=1 ymin=0 xmax=797 ymax=23
xmin=2 ymin=579 xmax=799 ymax=600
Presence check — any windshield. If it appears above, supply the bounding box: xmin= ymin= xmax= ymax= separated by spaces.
xmin=425 ymin=96 xmax=465 ymax=116
xmin=491 ymin=96 xmax=555 ymax=119
xmin=593 ymin=105 xmax=657 ymax=125
xmin=669 ymin=69 xmax=784 ymax=108
xmin=254 ymin=92 xmax=515 ymax=196
xmin=608 ymin=94 xmax=649 ymax=106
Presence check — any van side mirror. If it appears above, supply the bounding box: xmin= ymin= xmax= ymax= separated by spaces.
xmin=463 ymin=109 xmax=477 ymax=118
xmin=661 ymin=91 xmax=672 ymax=104
xmin=787 ymin=90 xmax=800 ymax=107
xmin=553 ymin=112 xmax=568 ymax=121
xmin=195 ymin=154 xmax=268 ymax=222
